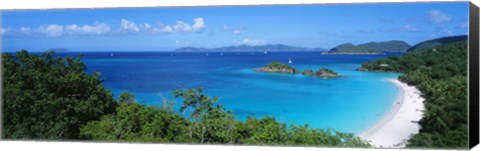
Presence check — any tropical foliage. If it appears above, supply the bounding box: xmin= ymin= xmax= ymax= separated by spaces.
xmin=81 ymin=89 xmax=370 ymax=147
xmin=264 ymin=62 xmax=295 ymax=71
xmin=3 ymin=50 xmax=370 ymax=147
xmin=361 ymin=41 xmax=468 ymax=148
xmin=2 ymin=50 xmax=117 ymax=139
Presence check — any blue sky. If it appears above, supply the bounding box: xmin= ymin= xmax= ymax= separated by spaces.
xmin=1 ymin=2 xmax=469 ymax=52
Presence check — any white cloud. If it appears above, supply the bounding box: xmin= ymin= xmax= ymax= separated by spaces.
xmin=241 ymin=38 xmax=266 ymax=45
xmin=426 ymin=10 xmax=452 ymax=24
xmin=19 ymin=27 xmax=31 ymax=33
xmin=4 ymin=22 xmax=111 ymax=37
xmin=120 ymin=19 xmax=140 ymax=33
xmin=192 ymin=17 xmax=205 ymax=33
xmin=172 ymin=18 xmax=205 ymax=33
xmin=4 ymin=17 xmax=205 ymax=37
xmin=39 ymin=24 xmax=64 ymax=37
xmin=163 ymin=26 xmax=174 ymax=33
xmin=232 ymin=29 xmax=241 ymax=35
xmin=65 ymin=23 xmax=110 ymax=35
xmin=142 ymin=23 xmax=174 ymax=34
xmin=173 ymin=21 xmax=193 ymax=33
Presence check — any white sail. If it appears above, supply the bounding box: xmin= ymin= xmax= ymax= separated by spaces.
xmin=288 ymin=57 xmax=292 ymax=64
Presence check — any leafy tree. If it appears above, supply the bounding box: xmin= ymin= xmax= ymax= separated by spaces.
xmin=118 ymin=91 xmax=135 ymax=104
xmin=80 ymin=99 xmax=189 ymax=142
xmin=2 ymin=50 xmax=117 ymax=139
xmin=236 ymin=116 xmax=288 ymax=145
xmin=172 ymin=88 xmax=236 ymax=144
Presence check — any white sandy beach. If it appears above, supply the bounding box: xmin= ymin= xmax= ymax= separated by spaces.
xmin=358 ymin=78 xmax=425 ymax=148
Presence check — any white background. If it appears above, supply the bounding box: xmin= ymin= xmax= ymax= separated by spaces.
xmin=0 ymin=0 xmax=478 ymax=151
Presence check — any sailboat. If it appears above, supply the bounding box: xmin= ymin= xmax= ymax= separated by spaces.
xmin=110 ymin=53 xmax=114 ymax=57
xmin=288 ymin=57 xmax=292 ymax=64
xmin=264 ymin=50 xmax=268 ymax=54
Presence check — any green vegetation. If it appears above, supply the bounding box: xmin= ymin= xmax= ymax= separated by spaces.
xmin=2 ymin=50 xmax=116 ymax=139
xmin=80 ymin=93 xmax=189 ymax=142
xmin=3 ymin=50 xmax=369 ymax=147
xmin=81 ymin=88 xmax=370 ymax=146
xmin=257 ymin=62 xmax=339 ymax=78
xmin=265 ymin=62 xmax=295 ymax=70
xmin=406 ymin=35 xmax=467 ymax=52
xmin=302 ymin=68 xmax=339 ymax=77
xmin=317 ymin=68 xmax=339 ymax=77
xmin=360 ymin=41 xmax=468 ymax=148
xmin=255 ymin=62 xmax=299 ymax=74
xmin=329 ymin=40 xmax=411 ymax=54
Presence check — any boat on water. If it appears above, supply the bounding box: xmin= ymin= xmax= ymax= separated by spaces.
xmin=288 ymin=57 xmax=292 ymax=64
xmin=264 ymin=50 xmax=268 ymax=54
xmin=221 ymin=53 xmax=223 ymax=56
xmin=110 ymin=53 xmax=114 ymax=57
xmin=206 ymin=53 xmax=209 ymax=56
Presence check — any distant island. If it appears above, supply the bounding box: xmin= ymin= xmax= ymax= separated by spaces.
xmin=254 ymin=62 xmax=300 ymax=74
xmin=175 ymin=40 xmax=412 ymax=54
xmin=47 ymin=48 xmax=71 ymax=52
xmin=327 ymin=40 xmax=411 ymax=54
xmin=255 ymin=62 xmax=339 ymax=78
xmin=175 ymin=44 xmax=326 ymax=52
xmin=302 ymin=68 xmax=339 ymax=77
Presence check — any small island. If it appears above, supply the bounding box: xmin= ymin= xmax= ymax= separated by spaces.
xmin=255 ymin=62 xmax=339 ymax=78
xmin=254 ymin=62 xmax=300 ymax=74
xmin=302 ymin=68 xmax=339 ymax=77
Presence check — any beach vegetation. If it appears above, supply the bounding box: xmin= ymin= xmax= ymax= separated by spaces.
xmin=361 ymin=41 xmax=468 ymax=148
xmin=3 ymin=50 xmax=370 ymax=147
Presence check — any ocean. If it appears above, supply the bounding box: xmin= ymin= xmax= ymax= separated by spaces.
xmin=56 ymin=51 xmax=402 ymax=134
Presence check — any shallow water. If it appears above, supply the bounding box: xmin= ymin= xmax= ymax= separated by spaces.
xmin=58 ymin=51 xmax=401 ymax=134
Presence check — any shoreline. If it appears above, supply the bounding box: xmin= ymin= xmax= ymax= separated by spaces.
xmin=358 ymin=78 xmax=425 ymax=148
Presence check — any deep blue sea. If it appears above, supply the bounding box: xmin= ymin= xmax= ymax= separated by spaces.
xmin=56 ymin=51 xmax=402 ymax=134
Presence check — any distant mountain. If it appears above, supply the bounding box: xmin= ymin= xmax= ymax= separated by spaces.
xmin=328 ymin=40 xmax=411 ymax=54
xmin=47 ymin=48 xmax=71 ymax=52
xmin=175 ymin=44 xmax=327 ymax=52
xmin=406 ymin=35 xmax=467 ymax=52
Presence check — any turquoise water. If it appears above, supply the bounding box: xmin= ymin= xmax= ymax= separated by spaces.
xmin=60 ymin=52 xmax=401 ymax=134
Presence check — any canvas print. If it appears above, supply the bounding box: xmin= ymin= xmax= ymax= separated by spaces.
xmin=1 ymin=2 xmax=469 ymax=149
